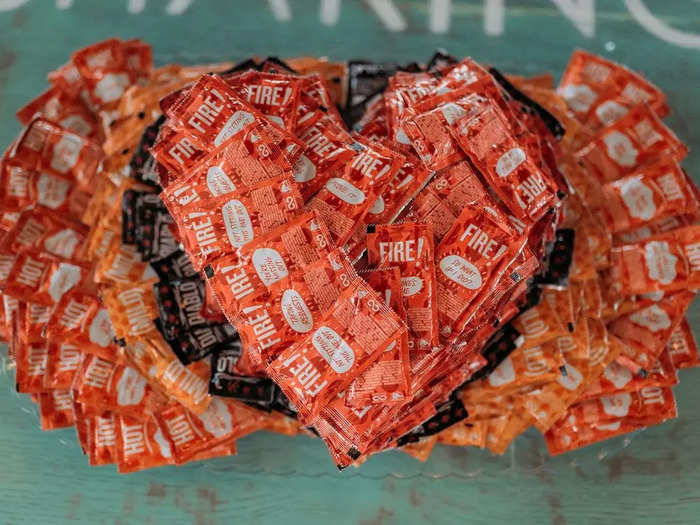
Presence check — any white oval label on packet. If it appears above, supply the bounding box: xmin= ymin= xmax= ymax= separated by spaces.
xmin=440 ymin=255 xmax=482 ymax=290
xmin=312 ymin=325 xmax=355 ymax=373
xmin=488 ymin=356 xmax=515 ymax=387
xmin=206 ymin=166 xmax=236 ymax=196
xmin=644 ymin=241 xmax=678 ymax=285
xmin=222 ymin=199 xmax=254 ymax=248
xmin=560 ymin=84 xmax=597 ymax=113
xmin=281 ymin=289 xmax=313 ymax=333
xmin=252 ymin=248 xmax=288 ymax=286
xmin=89 ymin=308 xmax=115 ymax=347
xmin=496 ymin=148 xmax=526 ymax=178
xmin=617 ymin=176 xmax=656 ymax=221
xmin=601 ymin=392 xmax=632 ymax=418
xmin=293 ymin=155 xmax=316 ymax=183
xmin=325 ymin=178 xmax=366 ymax=205
xmin=604 ymin=131 xmax=638 ymax=167
xmin=214 ymin=111 xmax=255 ymax=146
xmin=401 ymin=276 xmax=423 ymax=297
xmin=629 ymin=304 xmax=671 ymax=332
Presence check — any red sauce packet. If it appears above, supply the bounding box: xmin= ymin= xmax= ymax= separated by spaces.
xmin=88 ymin=413 xmax=118 ymax=466
xmin=608 ymin=225 xmax=700 ymax=294
xmin=598 ymin=160 xmax=698 ymax=233
xmin=366 ymin=223 xmax=439 ymax=351
xmin=450 ymin=105 xmax=559 ymax=222
xmin=608 ymin=291 xmax=694 ymax=373
xmin=223 ymin=70 xmax=302 ymax=132
xmin=15 ymin=340 xmax=49 ymax=393
xmin=114 ymin=414 xmax=174 ymax=473
xmin=666 ymin=318 xmax=699 ymax=369
xmin=292 ymin=109 xmax=355 ymax=200
xmin=11 ymin=117 xmax=103 ymax=190
xmin=435 ymin=204 xmax=524 ymax=342
xmin=235 ymin=248 xmax=356 ymax=364
xmin=156 ymin=397 xmax=262 ymax=463
xmin=43 ymin=341 xmax=83 ymax=389
xmin=203 ymin=211 xmax=334 ymax=323
xmin=5 ymin=208 xmax=89 ymax=262
xmin=38 ymin=389 xmax=75 ymax=430
xmin=307 ymin=135 xmax=405 ymax=246
xmin=558 ymin=50 xmax=669 ymax=128
xmin=579 ymin=348 xmax=677 ymax=400
xmin=267 ymin=277 xmax=407 ymax=423
xmin=576 ymin=104 xmax=687 ymax=185
xmin=400 ymin=161 xmax=491 ymax=242
xmin=159 ymin=74 xmax=303 ymax=168
xmin=73 ymin=354 xmax=165 ymax=420
xmin=346 ymin=267 xmax=411 ymax=406
xmin=165 ymin=176 xmax=304 ymax=270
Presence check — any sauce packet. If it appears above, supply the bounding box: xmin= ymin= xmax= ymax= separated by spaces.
xmin=46 ymin=290 xmax=119 ymax=361
xmin=156 ymin=397 xmax=263 ymax=463
xmin=88 ymin=413 xmax=118 ymax=466
xmin=38 ymin=389 xmax=75 ymax=430
xmin=235 ymin=248 xmax=356 ymax=364
xmin=435 ymin=204 xmax=524 ymax=342
xmin=306 ymin=135 xmax=405 ymax=246
xmin=608 ymin=226 xmax=700 ymax=294
xmin=558 ymin=50 xmax=669 ymax=127
xmin=43 ymin=341 xmax=83 ymax=389
xmin=598 ymin=160 xmax=698 ymax=233
xmin=450 ymin=104 xmax=559 ymax=222
xmin=346 ymin=267 xmax=411 ymax=406
xmin=154 ymin=277 xmax=238 ymax=364
xmin=576 ymin=104 xmax=687 ymax=184
xmin=666 ymin=318 xmax=699 ymax=369
xmin=203 ymin=211 xmax=334 ymax=323
xmin=608 ymin=290 xmax=694 ymax=373
xmin=267 ymin=277 xmax=407 ymax=422
xmin=114 ymin=414 xmax=174 ymax=473
xmin=165 ymin=176 xmax=303 ymax=270
xmin=366 ymin=223 xmax=439 ymax=350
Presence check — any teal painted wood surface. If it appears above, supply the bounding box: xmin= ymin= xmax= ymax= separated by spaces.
xmin=0 ymin=1 xmax=699 ymax=524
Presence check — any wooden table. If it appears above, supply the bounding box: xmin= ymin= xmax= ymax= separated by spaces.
xmin=0 ymin=1 xmax=698 ymax=523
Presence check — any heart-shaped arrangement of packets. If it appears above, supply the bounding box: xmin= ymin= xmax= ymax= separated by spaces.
xmin=2 ymin=39 xmax=698 ymax=472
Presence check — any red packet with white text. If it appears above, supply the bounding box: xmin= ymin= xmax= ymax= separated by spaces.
xmin=450 ymin=105 xmax=558 ymax=221
xmin=235 ymin=248 xmax=356 ymax=364
xmin=39 ymin=389 xmax=75 ymax=430
xmin=598 ymin=160 xmax=698 ymax=233
xmin=666 ymin=318 xmax=699 ymax=369
xmin=608 ymin=291 xmax=694 ymax=373
xmin=291 ymin=110 xmax=356 ymax=200
xmin=345 ymin=267 xmax=411 ymax=406
xmin=223 ymin=70 xmax=301 ymax=132
xmin=435 ymin=205 xmax=524 ymax=342
xmin=15 ymin=340 xmax=48 ymax=393
xmin=267 ymin=277 xmax=407 ymax=422
xmin=203 ymin=211 xmax=334 ymax=323
xmin=558 ymin=50 xmax=669 ymax=126
xmin=166 ymin=176 xmax=303 ymax=270
xmin=114 ymin=414 xmax=174 ymax=473
xmin=307 ymin=135 xmax=404 ymax=246
xmin=366 ymin=223 xmax=439 ymax=351
xmin=88 ymin=413 xmax=118 ymax=466
xmin=46 ymin=290 xmax=119 ymax=361
xmin=156 ymin=397 xmax=262 ymax=463
xmin=43 ymin=341 xmax=83 ymax=389
xmin=608 ymin=226 xmax=700 ymax=294
xmin=576 ymin=104 xmax=686 ymax=184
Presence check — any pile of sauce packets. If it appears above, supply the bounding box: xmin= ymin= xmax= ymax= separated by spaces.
xmin=2 ymin=40 xmax=698 ymax=471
